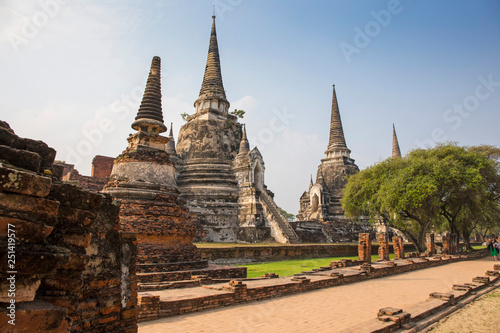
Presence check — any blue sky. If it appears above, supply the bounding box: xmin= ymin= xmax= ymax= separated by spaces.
xmin=1 ymin=0 xmax=499 ymax=214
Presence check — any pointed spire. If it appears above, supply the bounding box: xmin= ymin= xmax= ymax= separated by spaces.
xmin=326 ymin=84 xmax=348 ymax=151
xmin=238 ymin=124 xmax=250 ymax=155
xmin=168 ymin=122 xmax=174 ymax=137
xmin=132 ymin=56 xmax=167 ymax=133
xmin=309 ymin=174 xmax=314 ymax=190
xmin=392 ymin=123 xmax=402 ymax=158
xmin=316 ymin=164 xmax=325 ymax=186
xmin=166 ymin=122 xmax=176 ymax=154
xmin=198 ymin=15 xmax=227 ymax=101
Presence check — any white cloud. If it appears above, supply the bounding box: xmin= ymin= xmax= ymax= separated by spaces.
xmin=231 ymin=95 xmax=259 ymax=113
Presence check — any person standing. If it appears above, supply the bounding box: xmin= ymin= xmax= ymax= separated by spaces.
xmin=487 ymin=239 xmax=497 ymax=260
xmin=494 ymin=238 xmax=500 ymax=261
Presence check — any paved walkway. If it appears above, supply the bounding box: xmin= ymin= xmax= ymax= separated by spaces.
xmin=139 ymin=257 xmax=495 ymax=333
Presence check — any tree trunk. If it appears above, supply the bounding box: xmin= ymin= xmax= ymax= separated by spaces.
xmin=461 ymin=229 xmax=473 ymax=251
xmin=403 ymin=230 xmax=425 ymax=253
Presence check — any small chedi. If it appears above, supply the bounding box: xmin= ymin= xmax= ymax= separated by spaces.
xmin=102 ymin=56 xmax=203 ymax=273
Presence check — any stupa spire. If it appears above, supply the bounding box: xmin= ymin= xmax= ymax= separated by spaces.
xmin=238 ymin=124 xmax=250 ymax=155
xmin=132 ymin=56 xmax=167 ymax=134
xmin=326 ymin=84 xmax=348 ymax=152
xmin=166 ymin=122 xmax=176 ymax=154
xmin=392 ymin=123 xmax=402 ymax=158
xmin=198 ymin=15 xmax=227 ymax=101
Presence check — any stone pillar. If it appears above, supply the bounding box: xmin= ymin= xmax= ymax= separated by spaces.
xmin=442 ymin=232 xmax=451 ymax=255
xmin=358 ymin=233 xmax=372 ymax=263
xmin=426 ymin=233 xmax=435 ymax=255
xmin=377 ymin=232 xmax=390 ymax=261
xmin=393 ymin=236 xmax=405 ymax=259
xmin=450 ymin=233 xmax=458 ymax=254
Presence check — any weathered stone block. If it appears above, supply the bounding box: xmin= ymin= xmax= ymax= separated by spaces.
xmin=0 ymin=251 xmax=60 ymax=276
xmin=0 ymin=300 xmax=69 ymax=332
xmin=0 ymin=274 xmax=41 ymax=302
xmin=0 ymin=144 xmax=41 ymax=172
xmin=57 ymin=206 xmax=96 ymax=228
xmin=61 ymin=232 xmax=92 ymax=248
xmin=42 ymin=272 xmax=84 ymax=292
xmin=0 ymin=192 xmax=59 ymax=225
xmin=16 ymin=138 xmax=56 ymax=172
xmin=49 ymin=183 xmax=102 ymax=211
xmin=0 ymin=216 xmax=53 ymax=243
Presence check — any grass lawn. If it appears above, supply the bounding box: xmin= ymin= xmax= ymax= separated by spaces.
xmin=237 ymin=253 xmax=397 ymax=278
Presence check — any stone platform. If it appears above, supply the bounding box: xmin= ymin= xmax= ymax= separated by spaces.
xmin=137 ymin=264 xmax=246 ymax=291
xmin=138 ymin=253 xmax=497 ymax=333
xmin=137 ymin=250 xmax=489 ymax=324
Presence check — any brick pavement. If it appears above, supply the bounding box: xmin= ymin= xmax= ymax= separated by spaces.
xmin=138 ymin=256 xmax=495 ymax=333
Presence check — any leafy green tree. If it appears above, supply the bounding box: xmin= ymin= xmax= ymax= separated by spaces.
xmin=279 ymin=207 xmax=296 ymax=222
xmin=342 ymin=144 xmax=500 ymax=252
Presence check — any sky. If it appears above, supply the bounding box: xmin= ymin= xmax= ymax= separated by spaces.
xmin=1 ymin=0 xmax=499 ymax=215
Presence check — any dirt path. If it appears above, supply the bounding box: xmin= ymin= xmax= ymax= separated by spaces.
xmin=139 ymin=257 xmax=495 ymax=333
xmin=428 ymin=288 xmax=500 ymax=333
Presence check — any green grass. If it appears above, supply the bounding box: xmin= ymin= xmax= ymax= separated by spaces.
xmin=485 ymin=290 xmax=500 ymax=299
xmin=236 ymin=253 xmax=397 ymax=278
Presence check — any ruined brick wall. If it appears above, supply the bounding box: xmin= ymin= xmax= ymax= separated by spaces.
xmin=377 ymin=232 xmax=390 ymax=261
xmin=442 ymin=232 xmax=453 ymax=255
xmin=139 ymin=250 xmax=488 ymax=322
xmin=358 ymin=233 xmax=372 ymax=263
xmin=55 ymin=162 xmax=109 ymax=192
xmin=115 ymin=195 xmax=205 ymax=273
xmin=393 ymin=236 xmax=405 ymax=259
xmin=198 ymin=243 xmax=417 ymax=264
xmin=0 ymin=121 xmax=137 ymax=332
xmin=91 ymin=155 xmax=114 ymax=178
xmin=426 ymin=233 xmax=435 ymax=255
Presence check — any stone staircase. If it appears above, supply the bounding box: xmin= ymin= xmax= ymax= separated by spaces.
xmin=259 ymin=190 xmax=300 ymax=244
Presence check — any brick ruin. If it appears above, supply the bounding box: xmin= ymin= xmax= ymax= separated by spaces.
xmin=426 ymin=232 xmax=436 ymax=255
xmin=0 ymin=121 xmax=137 ymax=332
xmin=442 ymin=232 xmax=458 ymax=255
xmin=393 ymin=236 xmax=405 ymax=259
xmin=56 ymin=155 xmax=114 ymax=192
xmin=377 ymin=232 xmax=390 ymax=261
xmin=358 ymin=233 xmax=372 ymax=263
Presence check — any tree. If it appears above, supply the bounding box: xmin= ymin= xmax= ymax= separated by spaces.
xmin=279 ymin=207 xmax=296 ymax=222
xmin=425 ymin=145 xmax=500 ymax=250
xmin=229 ymin=109 xmax=245 ymax=118
xmin=342 ymin=144 xmax=500 ymax=252
xmin=342 ymin=156 xmax=440 ymax=252
xmin=180 ymin=112 xmax=191 ymax=121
